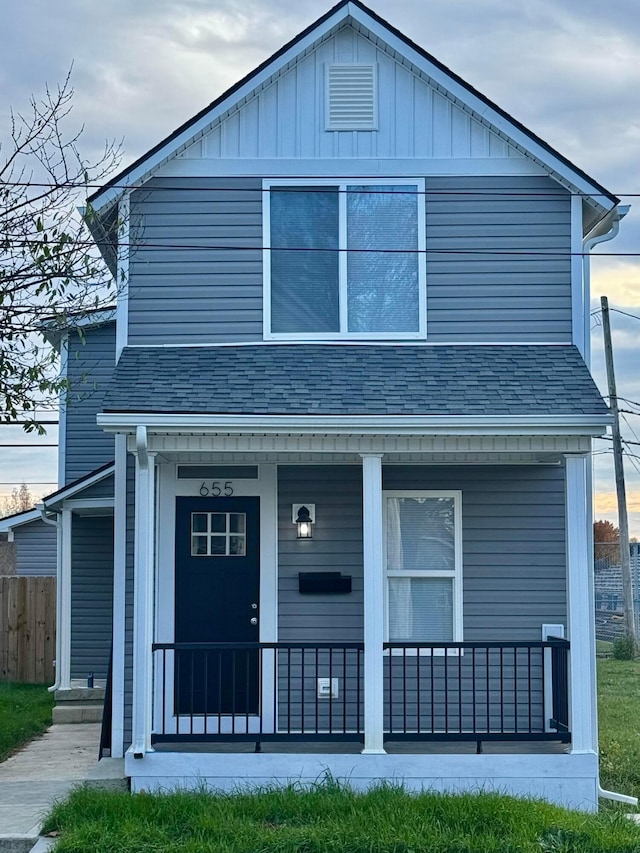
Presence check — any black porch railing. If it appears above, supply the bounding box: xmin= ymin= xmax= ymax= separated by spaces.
xmin=151 ymin=642 xmax=365 ymax=744
xmin=383 ymin=639 xmax=570 ymax=744
xmin=151 ymin=639 xmax=570 ymax=747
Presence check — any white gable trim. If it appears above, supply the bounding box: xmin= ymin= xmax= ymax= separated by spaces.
xmin=89 ymin=2 xmax=615 ymax=215
xmin=43 ymin=463 xmax=115 ymax=508
xmin=0 ymin=508 xmax=43 ymax=533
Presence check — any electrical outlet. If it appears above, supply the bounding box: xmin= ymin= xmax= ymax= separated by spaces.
xmin=317 ymin=677 xmax=339 ymax=699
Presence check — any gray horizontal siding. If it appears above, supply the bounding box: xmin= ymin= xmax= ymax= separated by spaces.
xmin=278 ymin=466 xmax=364 ymax=643
xmin=65 ymin=324 xmax=116 ymax=482
xmin=278 ymin=464 xmax=566 ymax=645
xmin=128 ymin=178 xmax=263 ymax=345
xmin=127 ymin=174 xmax=571 ymax=345
xmin=383 ymin=464 xmax=567 ymax=641
xmin=75 ymin=474 xmax=115 ymax=502
xmin=70 ymin=514 xmax=114 ymax=679
xmin=13 ymin=520 xmax=57 ymax=577
xmin=425 ymin=176 xmax=571 ymax=341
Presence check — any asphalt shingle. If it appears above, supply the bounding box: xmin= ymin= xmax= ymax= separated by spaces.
xmin=102 ymin=344 xmax=609 ymax=417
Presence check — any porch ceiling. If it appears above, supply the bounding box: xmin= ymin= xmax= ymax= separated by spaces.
xmin=125 ymin=433 xmax=592 ymax=459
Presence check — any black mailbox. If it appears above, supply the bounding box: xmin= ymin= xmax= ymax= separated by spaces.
xmin=298 ymin=572 xmax=352 ymax=594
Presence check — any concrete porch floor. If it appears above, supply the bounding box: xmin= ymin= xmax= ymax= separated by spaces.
xmin=153 ymin=739 xmax=568 ymax=755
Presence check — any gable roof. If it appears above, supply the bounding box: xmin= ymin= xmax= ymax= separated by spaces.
xmin=88 ymin=0 xmax=618 ymax=219
xmin=0 ymin=508 xmax=45 ymax=533
xmin=101 ymin=344 xmax=609 ymax=420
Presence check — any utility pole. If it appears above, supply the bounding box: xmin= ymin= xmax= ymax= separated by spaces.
xmin=601 ymin=295 xmax=636 ymax=642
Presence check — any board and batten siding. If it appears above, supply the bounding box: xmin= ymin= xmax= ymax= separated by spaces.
xmin=278 ymin=464 xmax=566 ymax=644
xmin=65 ymin=323 xmax=116 ymax=482
xmin=177 ymin=24 xmax=526 ymax=162
xmin=127 ymin=175 xmax=571 ymax=345
xmin=13 ymin=520 xmax=57 ymax=577
xmin=70 ymin=514 xmax=114 ymax=680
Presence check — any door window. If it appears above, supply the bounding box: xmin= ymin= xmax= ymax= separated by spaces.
xmin=191 ymin=512 xmax=246 ymax=557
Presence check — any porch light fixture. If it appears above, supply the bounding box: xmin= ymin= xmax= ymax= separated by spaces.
xmin=294 ymin=505 xmax=313 ymax=539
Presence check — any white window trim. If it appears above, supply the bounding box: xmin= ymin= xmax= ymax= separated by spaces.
xmin=262 ymin=178 xmax=427 ymax=342
xmin=383 ymin=490 xmax=463 ymax=650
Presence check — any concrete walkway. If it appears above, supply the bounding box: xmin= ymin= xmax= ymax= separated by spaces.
xmin=0 ymin=723 xmax=120 ymax=852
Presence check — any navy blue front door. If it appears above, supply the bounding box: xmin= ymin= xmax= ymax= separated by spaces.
xmin=175 ymin=496 xmax=260 ymax=715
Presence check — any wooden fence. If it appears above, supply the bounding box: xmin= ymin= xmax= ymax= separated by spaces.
xmin=0 ymin=576 xmax=56 ymax=683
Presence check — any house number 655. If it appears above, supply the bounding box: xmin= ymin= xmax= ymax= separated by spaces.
xmin=199 ymin=481 xmax=233 ymax=497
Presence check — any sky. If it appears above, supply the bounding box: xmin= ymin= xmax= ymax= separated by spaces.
xmin=0 ymin=0 xmax=639 ymax=533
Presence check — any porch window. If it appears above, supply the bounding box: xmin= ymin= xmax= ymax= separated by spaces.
xmin=263 ymin=179 xmax=426 ymax=339
xmin=384 ymin=492 xmax=462 ymax=642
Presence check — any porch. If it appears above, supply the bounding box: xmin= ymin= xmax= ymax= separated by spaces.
xmin=150 ymin=639 xmax=570 ymax=752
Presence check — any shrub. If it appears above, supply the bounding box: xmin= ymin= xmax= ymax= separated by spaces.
xmin=613 ymin=635 xmax=636 ymax=660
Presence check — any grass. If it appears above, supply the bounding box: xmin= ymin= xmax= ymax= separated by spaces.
xmin=39 ymin=660 xmax=640 ymax=851
xmin=0 ymin=681 xmax=54 ymax=762
xmin=598 ymin=657 xmax=640 ymax=798
xmin=42 ymin=782 xmax=640 ymax=853
xmin=596 ymin=639 xmax=614 ymax=656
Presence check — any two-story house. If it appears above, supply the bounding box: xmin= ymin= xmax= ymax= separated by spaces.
xmin=16 ymin=0 xmax=630 ymax=809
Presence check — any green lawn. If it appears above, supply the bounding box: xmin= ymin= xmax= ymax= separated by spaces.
xmin=42 ymin=783 xmax=640 ymax=853
xmin=598 ymin=657 xmax=640 ymax=798
xmin=0 ymin=681 xmax=54 ymax=761
xmin=39 ymin=660 xmax=640 ymax=851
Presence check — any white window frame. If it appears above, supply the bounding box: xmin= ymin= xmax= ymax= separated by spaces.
xmin=262 ymin=178 xmax=427 ymax=341
xmin=383 ymin=490 xmax=463 ymax=649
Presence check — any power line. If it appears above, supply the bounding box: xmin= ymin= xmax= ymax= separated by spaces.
xmin=3 ymin=236 xmax=640 ymax=258
xmin=3 ymin=179 xmax=639 ymax=196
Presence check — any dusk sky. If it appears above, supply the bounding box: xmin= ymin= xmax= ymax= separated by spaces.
xmin=1 ymin=0 xmax=639 ymax=533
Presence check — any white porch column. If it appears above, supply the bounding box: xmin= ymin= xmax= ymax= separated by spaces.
xmin=360 ymin=453 xmax=386 ymax=754
xmin=565 ymin=453 xmax=596 ymax=754
xmin=132 ymin=426 xmax=156 ymax=757
xmin=58 ymin=508 xmax=72 ymax=691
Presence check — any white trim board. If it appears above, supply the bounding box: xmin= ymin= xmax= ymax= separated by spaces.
xmin=154 ymin=462 xmax=278 ymax=737
xmin=44 ymin=464 xmax=115 ymax=508
xmin=154 ymin=158 xmax=546 ymax=179
xmin=100 ymin=414 xmax=611 ymax=437
xmin=125 ymin=750 xmax=599 ymax=811
xmin=88 ymin=2 xmax=615 ymax=217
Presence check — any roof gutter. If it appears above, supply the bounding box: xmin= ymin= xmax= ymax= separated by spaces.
xmin=97 ymin=412 xmax=612 ymax=437
xmin=582 ymin=204 xmax=630 ymax=365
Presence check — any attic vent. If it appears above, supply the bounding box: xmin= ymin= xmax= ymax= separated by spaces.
xmin=326 ymin=64 xmax=377 ymax=131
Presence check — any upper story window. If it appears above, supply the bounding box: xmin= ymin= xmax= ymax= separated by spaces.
xmin=263 ymin=179 xmax=426 ymax=340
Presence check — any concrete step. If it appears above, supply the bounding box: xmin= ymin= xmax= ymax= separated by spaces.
xmin=54 ymin=687 xmax=105 ymax=703
xmin=84 ymin=758 xmax=127 ymax=792
xmin=52 ymin=704 xmax=103 ymax=724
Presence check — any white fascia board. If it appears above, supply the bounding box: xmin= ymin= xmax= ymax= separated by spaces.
xmin=89 ymin=7 xmax=353 ymax=213
xmin=97 ymin=413 xmax=611 ymax=437
xmin=42 ymin=308 xmax=118 ymax=348
xmin=43 ymin=464 xmax=115 ymax=508
xmin=347 ymin=6 xmax=615 ymax=211
xmin=0 ymin=508 xmax=43 ymax=533
xmin=90 ymin=1 xmax=613 ymax=215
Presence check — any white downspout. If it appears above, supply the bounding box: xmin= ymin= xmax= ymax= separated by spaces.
xmin=38 ymin=504 xmax=62 ymax=693
xmin=583 ymin=204 xmax=636 ymax=807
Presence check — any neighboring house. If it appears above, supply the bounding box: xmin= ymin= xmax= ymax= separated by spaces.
xmin=0 ymin=310 xmax=117 ymax=680
xmin=0 ymin=509 xmax=56 ymax=576
xmin=46 ymin=0 xmax=631 ymax=809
